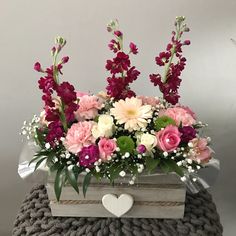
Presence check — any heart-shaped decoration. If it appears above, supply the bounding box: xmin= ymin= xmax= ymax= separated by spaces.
xmin=102 ymin=193 xmax=134 ymax=217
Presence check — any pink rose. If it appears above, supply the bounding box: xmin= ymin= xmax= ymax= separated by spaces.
xmin=190 ymin=138 xmax=212 ymax=163
xmin=159 ymin=107 xmax=196 ymax=126
xmin=75 ymin=95 xmax=102 ymax=120
xmin=156 ymin=125 xmax=181 ymax=152
xmin=98 ymin=138 xmax=117 ymax=161
xmin=64 ymin=121 xmax=95 ymax=154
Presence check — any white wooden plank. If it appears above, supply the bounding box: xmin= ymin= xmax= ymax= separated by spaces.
xmin=46 ymin=184 xmax=186 ymax=202
xmin=49 ymin=202 xmax=184 ymax=218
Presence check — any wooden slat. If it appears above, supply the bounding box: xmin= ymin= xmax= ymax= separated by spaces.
xmin=49 ymin=202 xmax=185 ymax=218
xmin=46 ymin=184 xmax=186 ymax=202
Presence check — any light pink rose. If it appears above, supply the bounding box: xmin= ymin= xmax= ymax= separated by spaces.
xmin=137 ymin=96 xmax=160 ymax=106
xmin=156 ymin=125 xmax=181 ymax=152
xmin=190 ymin=138 xmax=212 ymax=163
xmin=98 ymin=138 xmax=117 ymax=161
xmin=64 ymin=121 xmax=95 ymax=154
xmin=159 ymin=107 xmax=196 ymax=126
xmin=75 ymin=95 xmax=102 ymax=120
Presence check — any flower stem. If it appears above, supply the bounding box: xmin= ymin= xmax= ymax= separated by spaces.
xmin=52 ymin=50 xmax=68 ymax=132
xmin=162 ymin=25 xmax=182 ymax=83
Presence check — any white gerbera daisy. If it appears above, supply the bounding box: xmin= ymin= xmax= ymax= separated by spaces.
xmin=110 ymin=97 xmax=153 ymax=132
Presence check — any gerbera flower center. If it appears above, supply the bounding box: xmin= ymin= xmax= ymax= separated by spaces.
xmin=126 ymin=109 xmax=138 ymax=118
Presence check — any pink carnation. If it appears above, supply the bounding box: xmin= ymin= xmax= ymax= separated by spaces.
xmin=156 ymin=125 xmax=181 ymax=152
xmin=75 ymin=95 xmax=102 ymax=120
xmin=159 ymin=107 xmax=196 ymax=126
xmin=98 ymin=138 xmax=117 ymax=161
xmin=137 ymin=96 xmax=160 ymax=106
xmin=64 ymin=121 xmax=95 ymax=154
xmin=190 ymin=138 xmax=212 ymax=163
xmin=76 ymin=91 xmax=88 ymax=98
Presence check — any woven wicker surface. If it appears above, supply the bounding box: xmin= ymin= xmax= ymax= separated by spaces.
xmin=12 ymin=185 xmax=223 ymax=236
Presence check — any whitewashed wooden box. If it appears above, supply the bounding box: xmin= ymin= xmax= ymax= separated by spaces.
xmin=46 ymin=173 xmax=186 ymax=218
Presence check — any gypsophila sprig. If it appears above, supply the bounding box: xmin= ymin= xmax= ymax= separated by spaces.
xmin=21 ymin=18 xmax=214 ymax=200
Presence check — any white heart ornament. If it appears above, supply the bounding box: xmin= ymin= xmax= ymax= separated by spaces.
xmin=102 ymin=193 xmax=134 ymax=217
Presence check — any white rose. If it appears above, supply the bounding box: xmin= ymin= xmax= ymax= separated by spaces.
xmin=92 ymin=114 xmax=114 ymax=138
xmin=138 ymin=133 xmax=157 ymax=151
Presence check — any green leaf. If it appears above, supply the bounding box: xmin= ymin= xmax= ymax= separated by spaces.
xmin=160 ymin=161 xmax=170 ymax=173
xmin=166 ymin=159 xmax=184 ymax=177
xmin=54 ymin=167 xmax=65 ymax=201
xmin=50 ymin=162 xmax=61 ymax=172
xmin=35 ymin=128 xmax=45 ymax=147
xmin=34 ymin=157 xmax=47 ymax=171
xmin=66 ymin=168 xmax=79 ymax=194
xmin=73 ymin=166 xmax=84 ymax=180
xmin=109 ymin=163 xmax=123 ymax=182
xmin=146 ymin=156 xmax=160 ymax=173
xmin=83 ymin=172 xmax=92 ymax=197
xmin=29 ymin=155 xmax=44 ymax=166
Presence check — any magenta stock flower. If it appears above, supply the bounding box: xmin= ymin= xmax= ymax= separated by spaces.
xmin=34 ymin=62 xmax=43 ymax=72
xmin=45 ymin=121 xmax=64 ymax=145
xmin=114 ymin=30 xmax=123 ymax=37
xmin=38 ymin=76 xmax=56 ymax=94
xmin=108 ymin=39 xmax=120 ymax=53
xmin=78 ymin=145 xmax=99 ymax=168
xmin=129 ymin=42 xmax=138 ymax=54
xmin=150 ymin=17 xmax=190 ymax=105
xmin=56 ymin=82 xmax=76 ymax=104
xmin=179 ymin=126 xmax=197 ymax=142
xmin=61 ymin=56 xmax=69 ymax=64
xmin=106 ymin=52 xmax=131 ymax=74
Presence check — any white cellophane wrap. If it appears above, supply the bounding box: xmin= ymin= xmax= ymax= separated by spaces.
xmin=18 ymin=141 xmax=220 ymax=193
xmin=18 ymin=141 xmax=48 ymax=184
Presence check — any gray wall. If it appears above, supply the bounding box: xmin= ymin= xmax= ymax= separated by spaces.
xmin=0 ymin=0 xmax=235 ymax=235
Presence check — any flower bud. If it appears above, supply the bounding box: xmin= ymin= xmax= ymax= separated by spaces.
xmin=34 ymin=62 xmax=43 ymax=72
xmin=61 ymin=56 xmax=69 ymax=64
xmin=114 ymin=30 xmax=123 ymax=37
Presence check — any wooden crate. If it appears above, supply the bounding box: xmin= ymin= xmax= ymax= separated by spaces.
xmin=46 ymin=173 xmax=186 ymax=218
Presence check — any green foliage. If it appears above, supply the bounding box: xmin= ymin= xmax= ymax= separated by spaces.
xmin=83 ymin=172 xmax=92 ymax=197
xmin=160 ymin=159 xmax=184 ymax=177
xmin=66 ymin=167 xmax=79 ymax=194
xmin=117 ymin=136 xmax=135 ymax=154
xmin=145 ymin=156 xmax=160 ymax=173
xmin=54 ymin=167 xmax=66 ymax=201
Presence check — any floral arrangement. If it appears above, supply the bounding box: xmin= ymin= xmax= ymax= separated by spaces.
xmin=21 ymin=17 xmax=213 ymax=201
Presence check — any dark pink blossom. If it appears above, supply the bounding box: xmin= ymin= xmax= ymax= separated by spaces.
xmin=106 ymin=52 xmax=130 ymax=74
xmin=46 ymin=121 xmax=64 ymax=144
xmin=108 ymin=39 xmax=120 ymax=53
xmin=179 ymin=126 xmax=197 ymax=142
xmin=34 ymin=62 xmax=42 ymax=72
xmin=78 ymin=145 xmax=99 ymax=168
xmin=61 ymin=56 xmax=69 ymax=64
xmin=155 ymin=52 xmax=171 ymax=66
xmin=129 ymin=42 xmax=138 ymax=54
xmin=56 ymin=82 xmax=76 ymax=104
xmin=38 ymin=76 xmax=56 ymax=94
xmin=114 ymin=30 xmax=123 ymax=37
